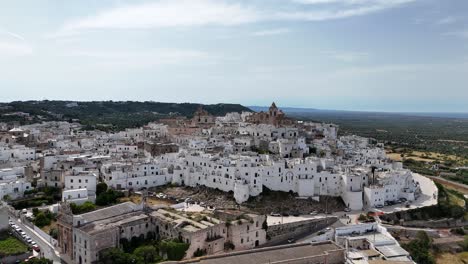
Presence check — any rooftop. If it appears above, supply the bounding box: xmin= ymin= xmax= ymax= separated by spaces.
xmin=164 ymin=241 xmax=343 ymax=264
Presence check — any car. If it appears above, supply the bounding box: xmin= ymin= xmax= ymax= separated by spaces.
xmin=270 ymin=213 xmax=281 ymax=217
xmin=399 ymin=198 xmax=407 ymax=202
xmin=309 ymin=211 xmax=318 ymax=215
xmin=287 ymin=238 xmax=296 ymax=243
xmin=344 ymin=208 xmax=351 ymax=212
xmin=292 ymin=212 xmax=300 ymax=217
xmin=281 ymin=212 xmax=289 ymax=217
xmin=21 ymin=209 xmax=28 ymax=214
xmin=384 ymin=201 xmax=389 ymax=206
xmin=375 ymin=204 xmax=384 ymax=209
xmin=32 ymin=245 xmax=40 ymax=252
xmin=26 ymin=238 xmax=33 ymax=244
xmin=31 ymin=242 xmax=37 ymax=247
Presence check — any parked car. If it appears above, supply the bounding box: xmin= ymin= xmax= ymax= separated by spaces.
xmin=287 ymin=238 xmax=296 ymax=243
xmin=270 ymin=213 xmax=281 ymax=217
xmin=375 ymin=204 xmax=384 ymax=209
xmin=32 ymin=245 xmax=40 ymax=252
xmin=309 ymin=211 xmax=318 ymax=215
xmin=344 ymin=207 xmax=351 ymax=212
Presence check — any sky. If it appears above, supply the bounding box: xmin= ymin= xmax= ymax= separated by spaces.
xmin=0 ymin=0 xmax=468 ymax=112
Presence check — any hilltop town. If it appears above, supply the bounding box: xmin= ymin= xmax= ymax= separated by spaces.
xmin=0 ymin=103 xmax=445 ymax=264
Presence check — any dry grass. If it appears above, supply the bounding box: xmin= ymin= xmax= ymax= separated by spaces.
xmin=41 ymin=220 xmax=57 ymax=234
xmin=386 ymin=149 xmax=467 ymax=164
xmin=436 ymin=253 xmax=468 ymax=264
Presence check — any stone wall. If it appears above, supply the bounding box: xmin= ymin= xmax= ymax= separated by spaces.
xmin=264 ymin=217 xmax=337 ymax=246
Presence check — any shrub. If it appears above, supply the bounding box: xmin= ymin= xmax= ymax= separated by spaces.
xmin=159 ymin=240 xmax=189 ymax=261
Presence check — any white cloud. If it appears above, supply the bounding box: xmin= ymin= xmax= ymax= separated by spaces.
xmin=444 ymin=30 xmax=468 ymax=39
xmin=436 ymin=16 xmax=459 ymax=25
xmin=0 ymin=29 xmax=25 ymax=41
xmin=322 ymin=50 xmax=369 ymax=62
xmin=58 ymin=0 xmax=261 ymax=36
xmin=54 ymin=0 xmax=417 ymax=36
xmin=251 ymin=28 xmax=291 ymax=36
xmin=0 ymin=42 xmax=33 ymax=57
xmin=277 ymin=0 xmax=416 ymax=21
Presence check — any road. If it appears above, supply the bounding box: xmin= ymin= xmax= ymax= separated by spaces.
xmin=9 ymin=216 xmax=61 ymax=264
xmin=428 ymin=175 xmax=468 ymax=194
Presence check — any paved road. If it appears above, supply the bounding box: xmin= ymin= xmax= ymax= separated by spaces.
xmin=428 ymin=175 xmax=468 ymax=194
xmin=10 ymin=216 xmax=61 ymax=264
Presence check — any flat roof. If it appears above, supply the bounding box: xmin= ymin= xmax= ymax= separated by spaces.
xmin=167 ymin=242 xmax=343 ymax=264
xmin=375 ymin=244 xmax=409 ymax=258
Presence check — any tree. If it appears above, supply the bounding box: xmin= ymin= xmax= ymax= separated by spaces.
xmin=3 ymin=194 xmax=11 ymax=201
xmin=34 ymin=212 xmax=51 ymax=227
xmin=402 ymin=231 xmax=435 ymax=264
xmin=133 ymin=245 xmax=159 ymax=264
xmin=99 ymin=248 xmax=134 ymax=264
xmin=96 ymin=182 xmax=108 ymax=196
xmin=21 ymin=257 xmax=52 ymax=264
xmin=159 ymin=240 xmax=189 ymax=261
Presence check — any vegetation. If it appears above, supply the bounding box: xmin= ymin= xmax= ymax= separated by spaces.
xmin=0 ymin=233 xmax=29 ymax=257
xmin=96 ymin=189 xmax=125 ymax=206
xmin=99 ymin=237 xmax=188 ymax=264
xmin=0 ymin=100 xmax=251 ymax=131
xmin=70 ymin=201 xmax=96 ymax=214
xmin=402 ymin=231 xmax=435 ymax=264
xmin=32 ymin=209 xmax=56 ymax=228
xmin=12 ymin=187 xmax=61 ymax=209
xmin=289 ymin=111 xmax=468 ymax=159
xmin=21 ymin=258 xmax=53 ymax=264
xmin=96 ymin=182 xmax=108 ymax=196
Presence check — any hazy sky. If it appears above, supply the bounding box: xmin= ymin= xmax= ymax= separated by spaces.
xmin=1 ymin=0 xmax=467 ymax=112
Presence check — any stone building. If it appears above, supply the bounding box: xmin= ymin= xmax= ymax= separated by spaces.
xmin=246 ymin=102 xmax=294 ymax=127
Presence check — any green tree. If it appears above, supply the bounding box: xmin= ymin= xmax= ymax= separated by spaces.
xmin=159 ymin=240 xmax=189 ymax=261
xmin=96 ymin=182 xmax=108 ymax=196
xmin=99 ymin=248 xmax=134 ymax=264
xmin=34 ymin=212 xmax=51 ymax=227
xmin=133 ymin=245 xmax=159 ymax=264
xmin=21 ymin=257 xmax=52 ymax=264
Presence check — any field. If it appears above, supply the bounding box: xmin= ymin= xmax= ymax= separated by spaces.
xmin=288 ymin=110 xmax=468 ymax=159
xmin=437 ymin=252 xmax=468 ymax=264
xmin=0 ymin=233 xmax=29 ymax=256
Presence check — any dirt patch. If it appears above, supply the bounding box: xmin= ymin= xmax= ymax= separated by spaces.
xmin=149 ymin=185 xmax=345 ymax=215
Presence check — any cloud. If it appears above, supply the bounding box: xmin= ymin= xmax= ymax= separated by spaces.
xmin=0 ymin=29 xmax=25 ymax=41
xmin=322 ymin=50 xmax=369 ymax=62
xmin=276 ymin=0 xmax=416 ymax=21
xmin=444 ymin=30 xmax=468 ymax=39
xmin=54 ymin=0 xmax=417 ymax=36
xmin=251 ymin=28 xmax=291 ymax=36
xmin=0 ymin=42 xmax=33 ymax=57
xmin=436 ymin=16 xmax=459 ymax=25
xmin=57 ymin=0 xmax=261 ymax=36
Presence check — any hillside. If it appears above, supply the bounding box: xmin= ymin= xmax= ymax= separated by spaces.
xmin=0 ymin=100 xmax=251 ymax=130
